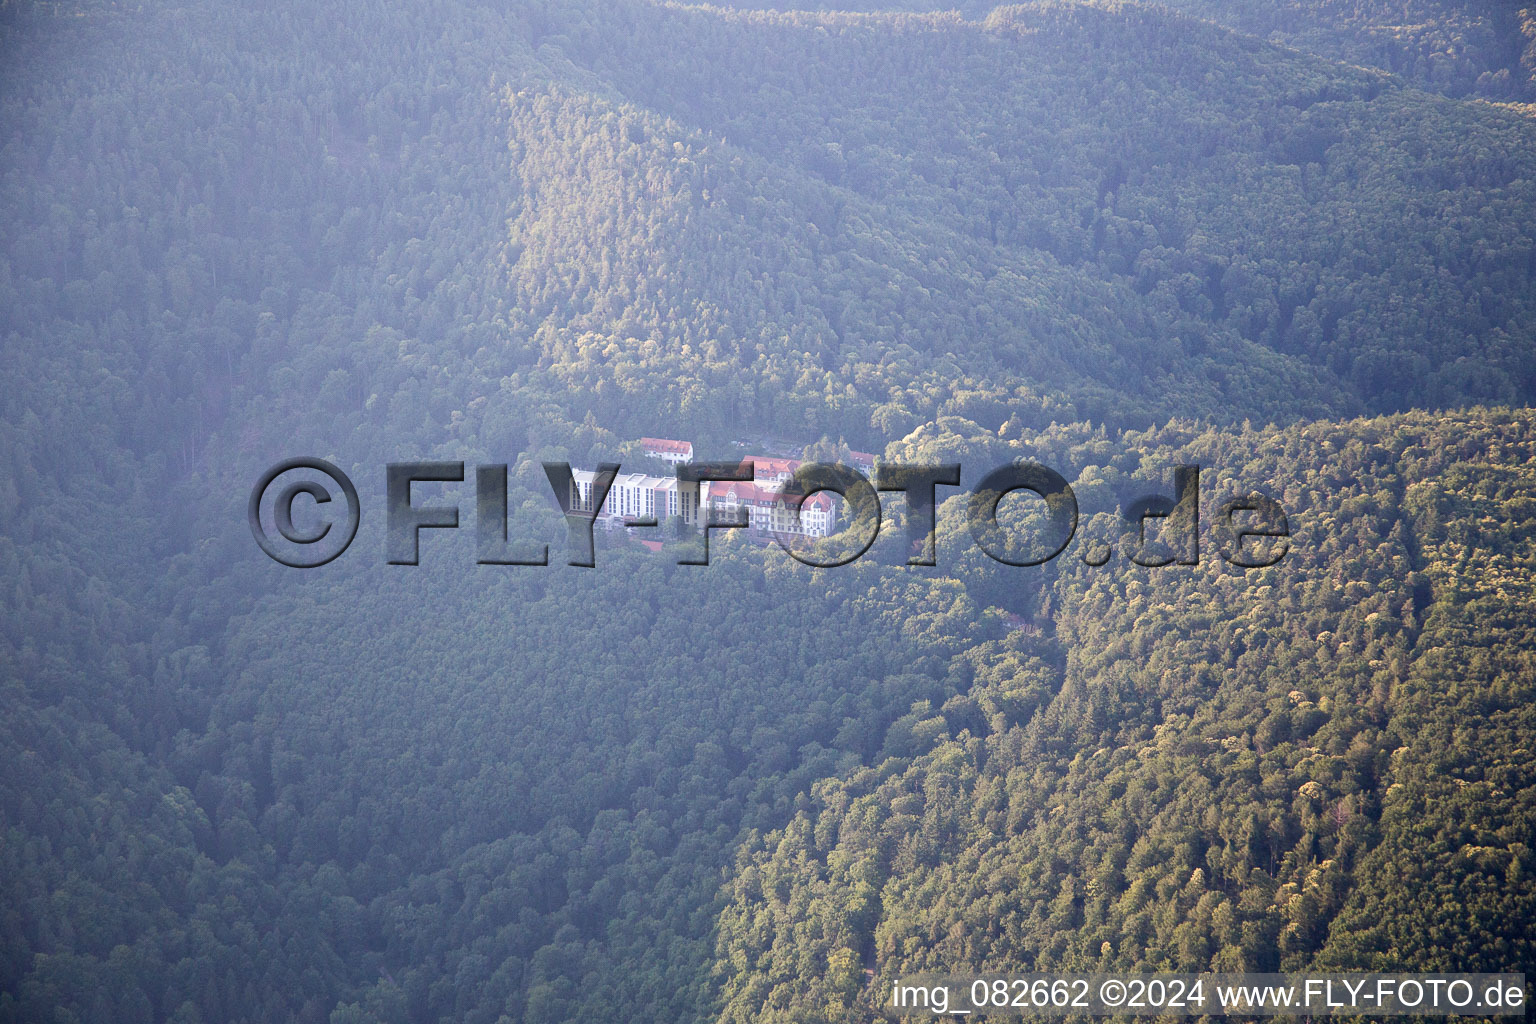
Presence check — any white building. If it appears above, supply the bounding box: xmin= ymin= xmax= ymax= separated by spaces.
xmin=700 ymin=479 xmax=837 ymax=539
xmin=567 ymin=447 xmax=840 ymax=540
xmin=639 ymin=437 xmax=694 ymax=464
xmin=569 ymin=470 xmax=700 ymax=524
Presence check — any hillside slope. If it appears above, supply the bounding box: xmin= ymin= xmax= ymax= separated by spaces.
xmin=713 ymin=0 xmax=1536 ymax=102
xmin=715 ymin=410 xmax=1536 ymax=1021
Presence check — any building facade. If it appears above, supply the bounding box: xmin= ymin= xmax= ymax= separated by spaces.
xmin=569 ymin=470 xmax=700 ymax=525
xmin=699 ymin=479 xmax=836 ymax=539
xmin=567 ymin=444 xmax=852 ymax=540
xmin=639 ymin=437 xmax=694 ymax=464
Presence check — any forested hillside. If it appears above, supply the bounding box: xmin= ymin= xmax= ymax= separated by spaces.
xmin=1 ymin=0 xmax=1533 ymax=1021
xmin=715 ymin=0 xmax=1536 ymax=102
xmin=715 ymin=410 xmax=1536 ymax=1021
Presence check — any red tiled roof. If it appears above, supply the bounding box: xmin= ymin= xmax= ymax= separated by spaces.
xmin=747 ymin=456 xmax=800 ymax=475
xmin=640 ymin=437 xmax=692 ymax=454
xmin=713 ymin=480 xmax=834 ymax=513
xmin=750 ymin=453 xmax=875 ymax=476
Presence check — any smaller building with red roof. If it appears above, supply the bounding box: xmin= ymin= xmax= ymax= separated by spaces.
xmin=639 ymin=438 xmax=694 ymax=464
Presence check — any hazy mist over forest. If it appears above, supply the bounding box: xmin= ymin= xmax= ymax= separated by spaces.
xmin=2 ymin=0 xmax=1534 ymax=1021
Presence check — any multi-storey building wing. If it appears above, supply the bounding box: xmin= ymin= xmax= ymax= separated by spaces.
xmin=699 ymin=479 xmax=836 ymax=539
xmin=566 ymin=441 xmax=850 ymax=540
xmin=569 ymin=470 xmax=700 ymax=524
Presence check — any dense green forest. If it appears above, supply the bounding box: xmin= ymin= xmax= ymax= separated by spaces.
xmin=716 ymin=0 xmax=1536 ymax=102
xmin=716 ymin=411 xmax=1536 ymax=1020
xmin=1 ymin=0 xmax=1533 ymax=1020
